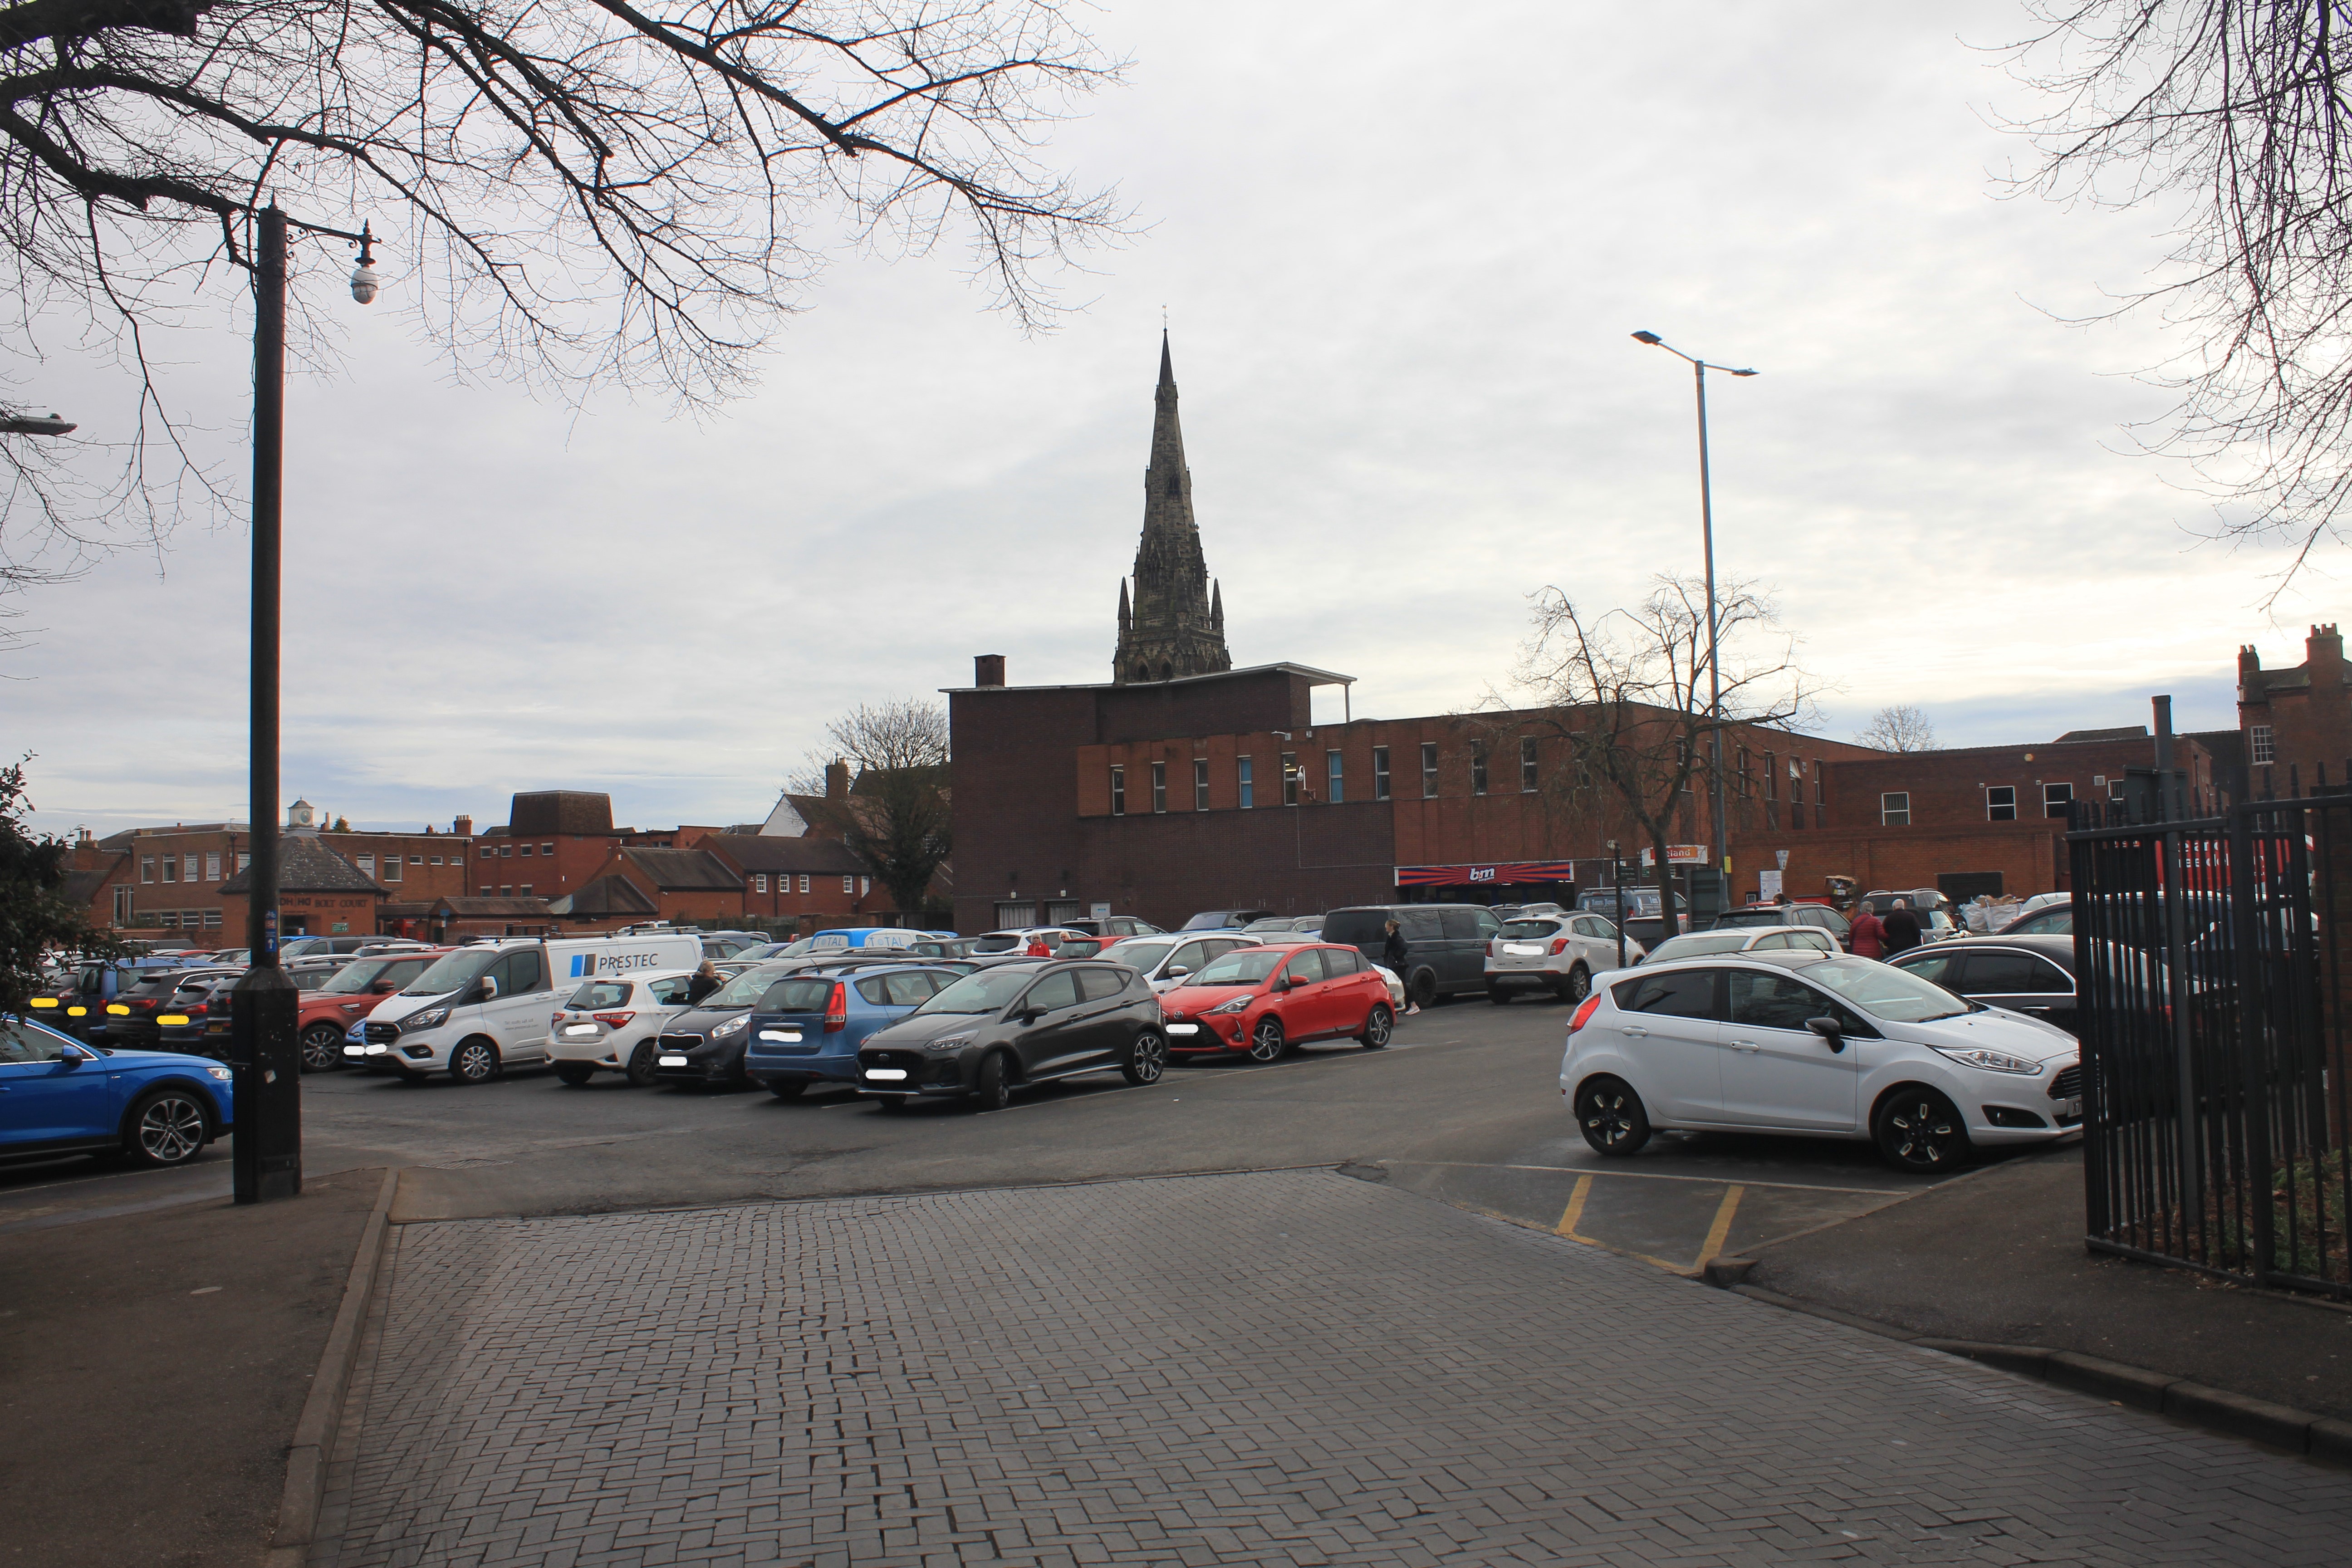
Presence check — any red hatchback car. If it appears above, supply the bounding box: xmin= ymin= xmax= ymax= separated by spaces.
xmin=1157 ymin=941 xmax=1394 ymax=1061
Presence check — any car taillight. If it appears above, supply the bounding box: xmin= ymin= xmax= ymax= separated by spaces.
xmin=186 ymin=1003 xmax=208 ymax=1017
xmin=1550 ymin=937 xmax=1570 ymax=956
xmin=1568 ymin=995 xmax=1603 ymax=1034
xmin=593 ymin=1011 xmax=635 ymax=1028
xmin=824 ymin=983 xmax=848 ymax=1033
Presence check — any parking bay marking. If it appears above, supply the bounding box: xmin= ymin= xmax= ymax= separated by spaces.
xmin=1551 ymin=1174 xmax=1743 ymax=1274
xmin=1402 ymin=1158 xmax=1905 ymax=1197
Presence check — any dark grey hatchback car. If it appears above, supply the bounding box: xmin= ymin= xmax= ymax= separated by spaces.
xmin=855 ymin=960 xmax=1167 ymax=1110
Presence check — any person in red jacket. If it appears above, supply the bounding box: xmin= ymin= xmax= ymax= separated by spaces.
xmin=1848 ymin=901 xmax=1887 ymax=960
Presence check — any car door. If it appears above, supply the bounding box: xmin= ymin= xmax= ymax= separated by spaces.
xmin=1068 ymin=967 xmax=1135 ymax=1066
xmin=1160 ymin=940 xmax=1215 ymax=987
xmin=1008 ymin=969 xmax=1087 ymax=1077
xmin=1608 ymin=968 xmax=1727 ymax=1122
xmin=1957 ymin=950 xmax=2077 ymax=1032
xmin=1319 ymin=946 xmax=1383 ymax=1029
xmin=0 ymin=1019 xmax=117 ymax=1145
xmin=1435 ymin=908 xmax=1486 ymax=990
xmin=490 ymin=947 xmax=554 ymax=1057
xmin=1274 ymin=948 xmax=1334 ymax=1037
xmin=1719 ymin=970 xmax=1862 ymax=1132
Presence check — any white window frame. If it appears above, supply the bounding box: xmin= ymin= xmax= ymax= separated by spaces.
xmin=1880 ymin=791 xmax=1911 ymax=826
xmin=2253 ymin=724 xmax=2276 ymax=765
xmin=1986 ymin=785 xmax=2017 ymax=822
xmin=2043 ymin=782 xmax=2074 ymax=818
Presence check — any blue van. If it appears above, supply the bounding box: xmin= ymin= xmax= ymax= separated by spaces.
xmin=743 ymin=964 xmax=966 ymax=1098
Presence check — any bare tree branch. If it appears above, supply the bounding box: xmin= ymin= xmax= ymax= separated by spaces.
xmin=1856 ymin=703 xmax=1937 ymax=752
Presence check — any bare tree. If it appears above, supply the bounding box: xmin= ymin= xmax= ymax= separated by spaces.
xmin=1506 ymin=574 xmax=1820 ymax=877
xmin=1856 ymin=703 xmax=1936 ymax=753
xmin=789 ymin=697 xmax=949 ymax=917
xmin=2003 ymin=2 xmax=2352 ymax=593
xmin=0 ymin=0 xmax=1127 ymax=601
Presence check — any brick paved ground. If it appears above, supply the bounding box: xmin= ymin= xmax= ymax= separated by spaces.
xmin=309 ymin=1171 xmax=2352 ymax=1568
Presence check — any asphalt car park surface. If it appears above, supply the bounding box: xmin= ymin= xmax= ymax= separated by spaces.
xmin=0 ymin=995 xmax=2030 ymax=1274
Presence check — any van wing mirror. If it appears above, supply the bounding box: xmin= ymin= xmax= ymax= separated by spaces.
xmin=476 ymin=977 xmax=500 ymax=1002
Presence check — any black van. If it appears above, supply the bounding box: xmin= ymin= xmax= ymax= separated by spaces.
xmin=1321 ymin=904 xmax=1503 ymax=1008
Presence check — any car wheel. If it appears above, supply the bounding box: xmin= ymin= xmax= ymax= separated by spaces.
xmin=1246 ymin=1017 xmax=1287 ymax=1063
xmin=124 ymin=1088 xmax=210 ymax=1168
xmin=449 ymin=1038 xmax=500 ymax=1085
xmin=1123 ymin=1030 xmax=1168 ymax=1085
xmin=299 ymin=1023 xmax=345 ymax=1072
xmin=1357 ymin=1005 xmax=1393 ymax=1049
xmin=973 ymin=1051 xmax=1013 ymax=1111
xmin=1487 ymin=984 xmax=1511 ymax=1006
xmin=1563 ymin=965 xmax=1592 ymax=1003
xmin=1575 ymin=1077 xmax=1651 ymax=1157
xmin=1874 ymin=1087 xmax=1973 ymax=1173
xmin=625 ymin=1041 xmax=661 ymax=1088
xmin=1408 ymin=970 xmax=1439 ymax=1010
xmin=767 ymin=1078 xmax=808 ymax=1100
xmin=553 ymin=1063 xmax=595 ymax=1086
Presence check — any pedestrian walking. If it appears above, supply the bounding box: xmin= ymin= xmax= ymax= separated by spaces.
xmin=686 ymin=958 xmax=723 ymax=1004
xmin=1382 ymin=919 xmax=1419 ymax=1015
xmin=1880 ymin=897 xmax=1922 ymax=957
xmin=1848 ymin=901 xmax=1886 ymax=960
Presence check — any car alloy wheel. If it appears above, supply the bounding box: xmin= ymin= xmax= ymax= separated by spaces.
xmin=1123 ymin=1030 xmax=1168 ymax=1085
xmin=450 ymin=1039 xmax=500 ymax=1084
xmin=299 ymin=1023 xmax=345 ymax=1072
xmin=1357 ymin=1005 xmax=1392 ymax=1049
xmin=1247 ymin=1018 xmax=1287 ymax=1063
xmin=1564 ymin=965 xmax=1592 ymax=1003
xmin=1575 ymin=1078 xmax=1651 ymax=1157
xmin=625 ymin=1040 xmax=660 ymax=1088
xmin=128 ymin=1090 xmax=208 ymax=1167
xmin=973 ymin=1051 xmax=1012 ymax=1111
xmin=1876 ymin=1088 xmax=1971 ymax=1172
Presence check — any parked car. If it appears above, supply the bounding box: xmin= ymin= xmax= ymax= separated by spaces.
xmin=1321 ymin=903 xmax=1503 ymax=1009
xmin=1999 ymin=900 xmax=2073 ymax=937
xmin=1159 ymin=942 xmax=1396 ymax=1062
xmin=1240 ymin=915 xmax=1323 ymax=936
xmin=294 ymin=950 xmax=452 ymax=1071
xmin=647 ymin=961 xmax=810 ymax=1089
xmin=280 ymin=934 xmax=396 ymax=959
xmin=901 ymin=937 xmax=985 ymax=960
xmin=1096 ymin=933 xmax=1262 ymax=993
xmin=31 ymin=956 xmax=196 ymax=1039
xmin=1711 ymin=902 xmax=1855 ymax=949
xmin=1063 ymin=916 xmax=1165 ymax=938
xmin=1889 ymin=936 xmax=2079 ymax=1035
xmin=1559 ymin=951 xmax=2082 ymax=1172
xmin=1646 ymin=925 xmax=1838 ymax=966
xmin=547 ymin=969 xmax=700 ymax=1085
xmin=742 ymin=964 xmax=970 ymax=1098
xmin=966 ymin=927 xmax=1091 ymax=956
xmin=1485 ymin=912 xmax=1646 ymax=1003
xmin=101 ymin=968 xmax=240 ymax=1051
xmin=1576 ymin=887 xmax=1690 ymax=950
xmin=163 ymin=973 xmax=248 ymax=1056
xmin=1 ymin=1012 xmax=235 ymax=1169
xmin=1179 ymin=909 xmax=1276 ymax=932
xmin=853 ymin=959 xmax=1169 ymax=1109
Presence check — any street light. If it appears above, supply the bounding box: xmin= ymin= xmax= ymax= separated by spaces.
xmin=0 ymin=410 xmax=76 ymax=436
xmin=230 ymin=205 xmax=380 ymax=1205
xmin=1631 ymin=329 xmax=1758 ymax=916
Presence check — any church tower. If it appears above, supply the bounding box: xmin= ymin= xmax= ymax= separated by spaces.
xmin=1113 ymin=333 xmax=1232 ymax=684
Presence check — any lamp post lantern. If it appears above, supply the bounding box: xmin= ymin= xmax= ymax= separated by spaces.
xmin=1631 ymin=330 xmax=1758 ymax=910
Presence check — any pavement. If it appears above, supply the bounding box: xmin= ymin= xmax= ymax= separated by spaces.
xmin=0 ymin=1168 xmax=384 ymax=1568
xmin=309 ymin=1168 xmax=2352 ymax=1568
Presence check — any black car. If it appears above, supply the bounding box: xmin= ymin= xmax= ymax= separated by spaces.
xmin=101 ymin=969 xmax=238 ymax=1051
xmin=1320 ymin=903 xmax=1502 ymax=1008
xmin=855 ymin=959 xmax=1166 ymax=1110
xmin=1576 ymin=888 xmax=1690 ymax=953
xmin=1711 ymin=903 xmax=1854 ymax=949
xmin=649 ymin=961 xmax=800 ymax=1088
xmin=158 ymin=973 xmax=245 ymax=1058
xmin=1890 ymin=935 xmax=2079 ymax=1034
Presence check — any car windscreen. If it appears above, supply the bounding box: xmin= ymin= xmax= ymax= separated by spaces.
xmin=1193 ymin=948 xmax=1284 ymax=986
xmin=402 ymin=947 xmax=499 ymax=995
xmin=1649 ymin=934 xmax=1753 ymax=961
xmin=706 ymin=965 xmax=789 ymax=1007
xmin=319 ymin=958 xmax=394 ymax=995
xmin=1102 ymin=939 xmax=1173 ymax=969
xmin=1801 ymin=958 xmax=1974 ymax=1022
xmin=1498 ymin=919 xmax=1565 ymax=941
xmin=914 ymin=967 xmax=1039 ymax=1015
xmin=1181 ymin=911 xmax=1240 ymax=931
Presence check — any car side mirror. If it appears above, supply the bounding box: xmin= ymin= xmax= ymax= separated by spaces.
xmin=1165 ymin=965 xmax=1190 ymax=978
xmin=372 ymin=981 xmax=397 ymax=995
xmin=57 ymin=1044 xmax=89 ymax=1066
xmin=1015 ymin=1006 xmax=1044 ymax=1026
xmin=1805 ymin=1016 xmax=1846 ymax=1053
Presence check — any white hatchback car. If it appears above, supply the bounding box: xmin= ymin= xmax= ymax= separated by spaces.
xmin=1558 ymin=951 xmax=2082 ymax=1172
xmin=546 ymin=969 xmax=699 ymax=1087
xmin=1097 ymin=933 xmax=1262 ymax=993
xmin=1486 ymin=913 xmax=1645 ymax=1004
xmin=1644 ymin=925 xmax=1838 ymax=965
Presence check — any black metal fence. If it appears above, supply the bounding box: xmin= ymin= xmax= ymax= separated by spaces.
xmin=2068 ymin=794 xmax=2352 ymax=1298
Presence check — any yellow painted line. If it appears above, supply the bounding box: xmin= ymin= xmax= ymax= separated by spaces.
xmin=1554 ymin=1174 xmax=1594 ymax=1242
xmin=1695 ymin=1183 xmax=1746 ymax=1271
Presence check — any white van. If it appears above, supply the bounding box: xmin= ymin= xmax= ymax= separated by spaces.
xmin=342 ymin=931 xmax=705 ymax=1083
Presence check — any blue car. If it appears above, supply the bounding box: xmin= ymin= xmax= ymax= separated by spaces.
xmin=1 ymin=1012 xmax=235 ymax=1167
xmin=743 ymin=964 xmax=968 ymax=1098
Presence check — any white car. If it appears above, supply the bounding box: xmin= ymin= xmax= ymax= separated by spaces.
xmin=1098 ymin=933 xmax=1263 ymax=993
xmin=1644 ymin=925 xmax=1837 ymax=965
xmin=966 ymin=927 xmax=1091 ymax=956
xmin=546 ymin=969 xmax=700 ymax=1087
xmin=1485 ymin=912 xmax=1645 ymax=1003
xmin=1559 ymin=951 xmax=2082 ymax=1172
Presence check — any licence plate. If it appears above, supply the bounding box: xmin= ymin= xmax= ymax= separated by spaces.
xmin=658 ymin=1054 xmax=689 ymax=1067
xmin=865 ymin=1068 xmax=908 ymax=1081
xmin=1166 ymin=1023 xmax=1199 ymax=1034
xmin=562 ymin=1024 xmax=598 ymax=1037
xmin=2057 ymin=1097 xmax=2082 ymax=1119
xmin=1504 ymin=943 xmax=1544 ymax=956
xmin=759 ymin=1029 xmax=803 ymax=1044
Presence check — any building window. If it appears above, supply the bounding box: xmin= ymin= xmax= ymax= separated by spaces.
xmin=517 ymin=884 xmax=532 ymax=896
xmin=499 ymin=885 xmax=512 ymax=896
xmin=357 ymin=854 xmax=376 ymax=877
xmin=1151 ymin=760 xmax=1168 ymax=813
xmin=501 ymin=844 xmax=513 ymax=858
xmin=162 ymin=855 xmax=177 ymax=883
xmin=2253 ymin=724 xmax=2275 ymax=765
xmin=238 ymin=853 xmax=250 ymax=872
xmin=996 ymin=902 xmax=1037 ymax=929
xmin=2044 ymin=782 xmax=2074 ymax=818
xmin=1471 ymin=741 xmax=1489 ymax=796
xmin=430 ymin=855 xmax=443 ymax=865
xmin=843 ymin=876 xmax=855 ymax=894
xmin=203 ymin=909 xmax=222 ymax=929
xmin=1421 ymin=742 xmax=1439 ymax=798
xmin=541 ymin=843 xmax=554 ymax=856
xmin=205 ymin=853 xmax=221 ymax=881
xmin=383 ymin=855 xmax=402 ymax=882
xmin=1110 ymin=765 xmax=1126 ymax=816
xmin=1987 ymin=785 xmax=2017 ymax=821
xmin=114 ymin=886 xmax=132 ymax=924
xmin=799 ymin=875 xmax=810 ymax=894
xmin=1520 ymin=737 xmax=1539 ymax=793
xmin=1764 ymin=753 xmax=1778 ymax=800
xmin=1737 ymin=747 xmax=1751 ymax=797
xmin=1327 ymin=749 xmax=1345 ymax=804
xmin=1237 ymin=756 xmax=1254 ymax=809
xmin=1813 ymin=763 xmax=1826 ymax=804
xmin=755 ymin=874 xmax=769 ymax=893
xmin=1881 ymin=792 xmax=1911 ymax=826
xmin=158 ymin=910 xmax=178 ymax=929
xmin=1373 ymin=746 xmax=1392 ymax=801
xmin=480 ymin=845 xmax=494 ymax=858
xmin=518 ymin=843 xmax=533 ymax=856
xmin=1282 ymin=752 xmax=1300 ymax=806
xmin=140 ymin=856 xmax=154 ymax=883
xmin=1193 ymin=758 xmax=1210 ymax=810
xmin=861 ymin=877 xmax=871 ymax=896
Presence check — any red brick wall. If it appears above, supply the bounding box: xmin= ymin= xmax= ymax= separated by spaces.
xmin=1817 ymin=738 xmax=2209 ymax=831
xmin=1727 ymin=823 xmax=2068 ymax=904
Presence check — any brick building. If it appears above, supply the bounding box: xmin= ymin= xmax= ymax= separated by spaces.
xmin=218 ymin=837 xmax=389 ymax=941
xmin=2239 ymin=624 xmax=2352 ymax=797
xmin=697 ymin=834 xmax=890 ymax=926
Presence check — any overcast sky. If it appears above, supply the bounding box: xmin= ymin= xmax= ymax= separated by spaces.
xmin=6 ymin=1 xmax=2321 ymax=838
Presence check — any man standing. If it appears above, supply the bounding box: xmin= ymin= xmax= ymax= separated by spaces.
xmin=1849 ymin=900 xmax=1887 ymax=960
xmin=1880 ymin=897 xmax=1922 ymax=957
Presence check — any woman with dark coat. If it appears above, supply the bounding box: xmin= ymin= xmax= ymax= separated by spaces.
xmin=1879 ymin=898 xmax=1923 ymax=957
xmin=1382 ymin=919 xmax=1418 ymax=1015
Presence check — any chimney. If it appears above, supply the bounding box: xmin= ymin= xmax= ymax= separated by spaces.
xmin=825 ymin=760 xmax=851 ymax=801
xmin=974 ymin=653 xmax=1006 ymax=688
xmin=2239 ymin=644 xmax=2262 ymax=680
xmin=453 ymin=814 xmax=474 ymax=837
xmin=2311 ymin=624 xmax=2344 ymax=684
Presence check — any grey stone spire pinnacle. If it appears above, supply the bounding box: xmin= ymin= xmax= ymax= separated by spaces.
xmin=1114 ymin=333 xmax=1232 ymax=684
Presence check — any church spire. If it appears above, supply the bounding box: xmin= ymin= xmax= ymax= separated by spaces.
xmin=1113 ymin=334 xmax=1231 ymax=684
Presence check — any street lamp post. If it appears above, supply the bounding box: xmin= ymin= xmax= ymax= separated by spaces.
xmin=228 ymin=206 xmax=380 ymax=1205
xmin=1631 ymin=331 xmax=1757 ymax=914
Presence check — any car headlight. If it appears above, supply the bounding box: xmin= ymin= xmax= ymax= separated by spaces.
xmin=206 ymin=1066 xmax=231 ymax=1080
xmin=402 ymin=1007 xmax=451 ymax=1032
xmin=1206 ymin=995 xmax=1253 ymax=1015
xmin=925 ymin=1032 xmax=976 ymax=1053
xmin=1933 ymin=1045 xmax=2044 ymax=1076
xmin=710 ymin=1014 xmax=748 ymax=1039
